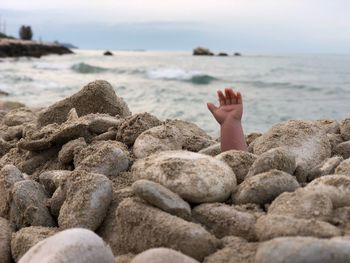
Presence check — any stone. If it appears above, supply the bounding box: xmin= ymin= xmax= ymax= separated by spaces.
xmin=247 ymin=147 xmax=296 ymax=178
xmin=2 ymin=125 xmax=24 ymax=141
xmin=0 ymin=217 xmax=12 ymax=263
xmin=203 ymin=236 xmax=258 ymax=263
xmin=58 ymin=138 xmax=87 ymax=165
xmin=307 ymin=156 xmax=344 ymax=181
xmin=132 ymin=151 xmax=236 ymax=203
xmin=0 ymin=138 xmax=13 ymax=157
xmin=340 ymin=117 xmax=350 ymax=141
xmin=114 ymin=198 xmax=221 ymax=261
xmin=11 ymin=226 xmax=58 ymax=262
xmin=132 ymin=179 xmax=191 ymax=219
xmin=334 ymin=141 xmax=350 ymax=159
xmin=215 ymin=150 xmax=257 ymax=184
xmin=39 ymin=170 xmax=71 ymax=195
xmin=192 ymin=203 xmax=257 ymax=240
xmin=18 ymin=228 xmax=115 ymax=263
xmin=58 ymin=171 xmax=112 ymax=231
xmin=131 ymin=248 xmax=199 ymax=263
xmin=331 ymin=207 xmax=350 ymax=229
xmin=255 ymin=237 xmax=350 ymax=263
xmin=253 ymin=120 xmax=331 ymax=181
xmin=10 ymin=180 xmax=55 ymax=229
xmin=316 ymin=119 xmax=340 ymax=134
xmin=335 ymin=158 xmax=350 ymax=175
xmin=198 ymin=143 xmax=221 ymax=156
xmin=133 ymin=124 xmax=183 ymax=159
xmin=233 ymin=170 xmax=299 ymax=205
xmin=268 ymin=188 xmax=333 ymax=220
xmin=49 ymin=186 xmax=66 ymax=217
xmin=327 ymin=133 xmax=344 ymax=154
xmin=92 ymin=130 xmax=117 ymax=141
xmin=116 ymin=113 xmax=162 ymax=146
xmin=37 ymin=80 xmax=131 ymax=127
xmin=2 ymin=107 xmax=36 ymax=126
xmin=245 ymin=132 xmax=262 ymax=146
xmin=74 ymin=140 xmax=130 ymax=177
xmin=255 ymin=214 xmax=341 ymax=241
xmin=85 ymin=113 xmax=122 ymax=134
xmin=193 ymin=47 xmax=214 ymax=56
xmin=115 ymin=254 xmax=135 ymax=263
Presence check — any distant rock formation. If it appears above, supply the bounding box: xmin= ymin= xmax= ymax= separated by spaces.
xmin=234 ymin=52 xmax=242 ymax=56
xmin=0 ymin=39 xmax=73 ymax=58
xmin=103 ymin=51 xmax=113 ymax=56
xmin=193 ymin=47 xmax=214 ymax=56
xmin=217 ymin=53 xmax=228 ymax=57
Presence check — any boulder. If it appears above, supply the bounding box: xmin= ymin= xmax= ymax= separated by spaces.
xmin=334 ymin=141 xmax=350 ymax=159
xmin=114 ymin=198 xmax=221 ymax=261
xmin=132 ymin=179 xmax=191 ymax=219
xmin=316 ymin=119 xmax=340 ymax=134
xmin=103 ymin=51 xmax=113 ymax=56
xmin=0 ymin=217 xmax=12 ymax=263
xmin=198 ymin=143 xmax=221 ymax=156
xmin=58 ymin=138 xmax=87 ymax=165
xmin=192 ymin=203 xmax=257 ymax=240
xmin=233 ymin=170 xmax=299 ymax=205
xmin=58 ymin=171 xmax=112 ymax=231
xmin=37 ymin=80 xmax=131 ymax=127
xmin=340 ymin=117 xmax=350 ymax=141
xmin=215 ymin=150 xmax=257 ymax=183
xmin=307 ymin=156 xmax=344 ymax=181
xmin=18 ymin=228 xmax=115 ymax=263
xmin=2 ymin=107 xmax=36 ymax=127
xmin=131 ymin=248 xmax=199 ymax=263
xmin=132 ymin=151 xmax=236 ymax=203
xmin=327 ymin=133 xmax=344 ymax=154
xmin=193 ymin=47 xmax=214 ymax=56
xmin=335 ymin=158 xmax=350 ymax=175
xmin=38 ymin=170 xmax=71 ymax=195
xmin=255 ymin=214 xmax=341 ymax=241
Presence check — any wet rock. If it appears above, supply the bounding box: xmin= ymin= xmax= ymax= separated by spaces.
xmin=192 ymin=203 xmax=257 ymax=240
xmin=335 ymin=158 xmax=350 ymax=175
xmin=247 ymin=147 xmax=296 ymax=178
xmin=198 ymin=143 xmax=221 ymax=156
xmin=166 ymin=119 xmax=215 ymax=152
xmin=0 ymin=165 xmax=24 ymax=218
xmin=132 ymin=151 xmax=236 ymax=203
xmin=255 ymin=214 xmax=341 ymax=241
xmin=18 ymin=228 xmax=115 ymax=263
xmin=37 ymin=80 xmax=131 ymax=127
xmin=307 ymin=156 xmax=344 ymax=181
xmin=74 ymin=140 xmax=129 ymax=177
xmin=0 ymin=217 xmax=12 ymax=263
xmin=255 ymin=236 xmax=350 ymax=263
xmin=114 ymin=198 xmax=221 ymax=261
xmin=58 ymin=137 xmax=87 ymax=165
xmin=131 ymin=248 xmax=199 ymax=263
xmin=253 ymin=120 xmax=331 ymax=180
xmin=2 ymin=108 xmax=36 ymax=127
xmin=203 ymin=236 xmax=258 ymax=263
xmin=11 ymin=226 xmax=58 ymax=262
xmin=58 ymin=171 xmax=112 ymax=231
xmin=233 ymin=170 xmax=299 ymax=205
xmin=10 ymin=180 xmax=55 ymax=229
xmin=340 ymin=117 xmax=350 ymax=141
xmin=316 ymin=119 xmax=340 ymax=134
xmin=334 ymin=141 xmax=350 ymax=159
xmin=215 ymin=150 xmax=257 ymax=184
xmin=39 ymin=170 xmax=71 ymax=195
xmin=268 ymin=188 xmax=333 ymax=220
xmin=133 ymin=124 xmax=183 ymax=159
xmin=132 ymin=179 xmax=191 ymax=219
xmin=116 ymin=113 xmax=162 ymax=146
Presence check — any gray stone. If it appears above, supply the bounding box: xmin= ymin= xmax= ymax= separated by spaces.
xmin=131 ymin=248 xmax=199 ymax=263
xmin=340 ymin=117 xmax=350 ymax=141
xmin=58 ymin=137 xmax=87 ymax=165
xmin=335 ymin=158 xmax=350 ymax=175
xmin=334 ymin=141 xmax=350 ymax=159
xmin=198 ymin=143 xmax=221 ymax=156
xmin=39 ymin=170 xmax=71 ymax=196
xmin=2 ymin=107 xmax=36 ymax=127
xmin=0 ymin=217 xmax=12 ymax=263
xmin=307 ymin=156 xmax=344 ymax=181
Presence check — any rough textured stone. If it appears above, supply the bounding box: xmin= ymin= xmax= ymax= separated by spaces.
xmin=307 ymin=156 xmax=344 ymax=181
xmin=247 ymin=147 xmax=296 ymax=178
xmin=37 ymin=80 xmax=131 ymax=127
xmin=2 ymin=107 xmax=36 ymax=127
xmin=58 ymin=138 xmax=87 ymax=165
xmin=11 ymin=226 xmax=58 ymax=262
xmin=39 ymin=170 xmax=71 ymax=196
xmin=0 ymin=217 xmax=12 ymax=263
xmin=245 ymin=132 xmax=262 ymax=146
xmin=233 ymin=170 xmax=299 ymax=205
xmin=132 ymin=179 xmax=191 ymax=219
xmin=215 ymin=150 xmax=257 ymax=184
xmin=192 ymin=203 xmax=257 ymax=240
xmin=114 ymin=198 xmax=221 ymax=261
xmin=132 ymin=151 xmax=236 ymax=203
xmin=131 ymin=248 xmax=199 ymax=263
xmin=58 ymin=171 xmax=112 ymax=231
xmin=340 ymin=117 xmax=350 ymax=141
xmin=334 ymin=141 xmax=350 ymax=159
xmin=18 ymin=228 xmax=115 ymax=263
xmin=255 ymin=237 xmax=350 ymax=263
xmin=327 ymin=133 xmax=344 ymax=154
xmin=255 ymin=214 xmax=341 ymax=241
xmin=198 ymin=143 xmax=221 ymax=156
xmin=316 ymin=119 xmax=340 ymax=134
xmin=335 ymin=158 xmax=350 ymax=175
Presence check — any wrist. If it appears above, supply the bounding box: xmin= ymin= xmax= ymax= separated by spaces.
xmin=220 ymin=119 xmax=242 ymax=127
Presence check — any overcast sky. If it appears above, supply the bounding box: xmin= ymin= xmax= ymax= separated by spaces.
xmin=1 ymin=0 xmax=350 ymax=53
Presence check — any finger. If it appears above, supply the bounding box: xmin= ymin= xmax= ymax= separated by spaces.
xmin=207 ymin=102 xmax=218 ymax=114
xmin=224 ymin=88 xmax=232 ymax=104
xmin=237 ymin=91 xmax=243 ymax=104
xmin=217 ymin=90 xmax=226 ymax=106
xmin=228 ymin=89 xmax=237 ymax=104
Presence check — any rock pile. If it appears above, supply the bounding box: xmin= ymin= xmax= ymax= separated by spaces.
xmin=0 ymin=79 xmax=350 ymax=262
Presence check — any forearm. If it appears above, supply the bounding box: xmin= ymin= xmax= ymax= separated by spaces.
xmin=220 ymin=120 xmax=247 ymax=152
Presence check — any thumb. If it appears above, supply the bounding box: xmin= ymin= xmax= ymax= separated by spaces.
xmin=207 ymin=103 xmax=218 ymax=114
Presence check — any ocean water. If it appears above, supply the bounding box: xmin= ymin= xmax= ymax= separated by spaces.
xmin=0 ymin=50 xmax=350 ymax=136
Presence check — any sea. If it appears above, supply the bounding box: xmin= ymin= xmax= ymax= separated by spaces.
xmin=0 ymin=50 xmax=350 ymax=137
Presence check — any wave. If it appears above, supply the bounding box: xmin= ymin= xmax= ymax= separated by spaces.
xmin=146 ymin=68 xmax=217 ymax=85
xmin=71 ymin=63 xmax=109 ymax=74
xmin=236 ymin=80 xmax=322 ymax=91
xmin=33 ymin=63 xmax=70 ymax=70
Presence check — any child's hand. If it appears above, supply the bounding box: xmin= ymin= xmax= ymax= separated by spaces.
xmin=207 ymin=88 xmax=243 ymax=125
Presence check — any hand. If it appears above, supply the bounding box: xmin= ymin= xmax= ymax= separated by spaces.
xmin=207 ymin=88 xmax=243 ymax=125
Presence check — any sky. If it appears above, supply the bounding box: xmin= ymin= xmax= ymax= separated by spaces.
xmin=1 ymin=0 xmax=350 ymax=53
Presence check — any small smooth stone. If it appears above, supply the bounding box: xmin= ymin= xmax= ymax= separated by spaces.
xmin=131 ymin=248 xmax=199 ymax=263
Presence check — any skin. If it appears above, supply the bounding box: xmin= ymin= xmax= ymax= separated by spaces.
xmin=207 ymin=88 xmax=247 ymax=152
